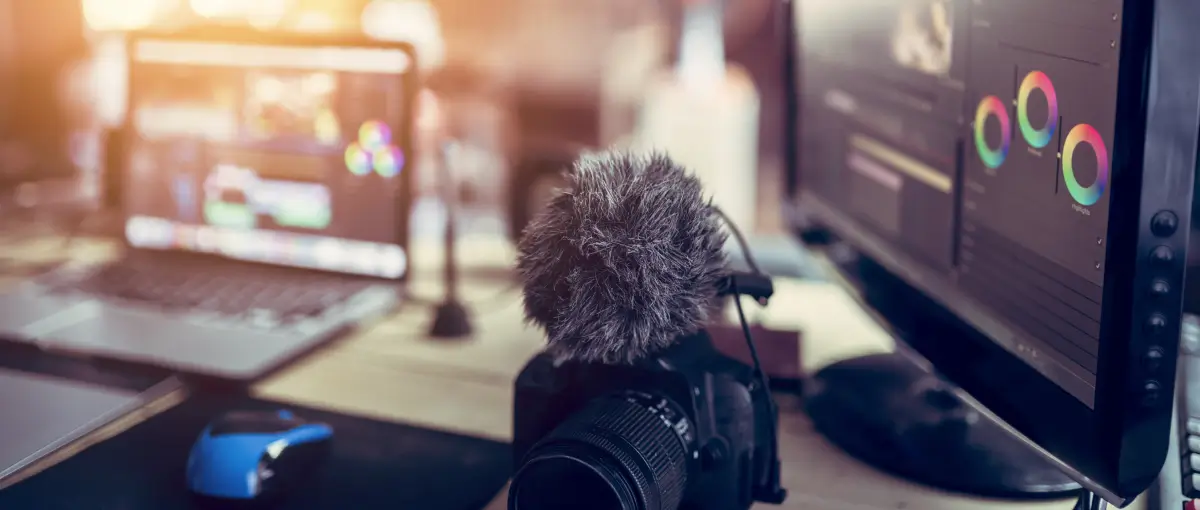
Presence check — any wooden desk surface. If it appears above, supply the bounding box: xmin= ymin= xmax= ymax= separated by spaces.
xmin=251 ymin=235 xmax=1121 ymax=510
xmin=8 ymin=233 xmax=1137 ymax=510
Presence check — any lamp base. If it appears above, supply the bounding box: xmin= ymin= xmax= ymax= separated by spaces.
xmin=429 ymin=300 xmax=473 ymax=339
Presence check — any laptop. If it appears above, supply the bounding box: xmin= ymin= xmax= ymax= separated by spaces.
xmin=0 ymin=31 xmax=417 ymax=381
xmin=0 ymin=367 xmax=182 ymax=487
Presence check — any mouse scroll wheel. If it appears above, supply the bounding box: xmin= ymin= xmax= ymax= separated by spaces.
xmin=209 ymin=412 xmax=304 ymax=436
xmin=277 ymin=410 xmax=295 ymax=420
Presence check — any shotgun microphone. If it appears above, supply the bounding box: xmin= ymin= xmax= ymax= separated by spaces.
xmin=516 ymin=150 xmax=729 ymax=365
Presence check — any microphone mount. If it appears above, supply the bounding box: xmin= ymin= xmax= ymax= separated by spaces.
xmin=716 ymin=271 xmax=774 ymax=305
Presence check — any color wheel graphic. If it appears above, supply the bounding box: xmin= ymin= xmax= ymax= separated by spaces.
xmin=1017 ymin=71 xmax=1058 ymax=149
xmin=1062 ymin=124 xmax=1109 ymax=207
xmin=343 ymin=121 xmax=404 ymax=178
xmin=973 ymin=95 xmax=1011 ymax=169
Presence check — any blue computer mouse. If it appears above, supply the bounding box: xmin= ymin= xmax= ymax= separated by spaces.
xmin=186 ymin=409 xmax=333 ymax=502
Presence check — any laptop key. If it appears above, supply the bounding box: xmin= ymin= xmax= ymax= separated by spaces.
xmin=55 ymin=258 xmax=371 ymax=332
xmin=247 ymin=309 xmax=281 ymax=329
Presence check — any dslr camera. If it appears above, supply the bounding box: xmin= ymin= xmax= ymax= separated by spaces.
xmin=508 ymin=275 xmax=786 ymax=510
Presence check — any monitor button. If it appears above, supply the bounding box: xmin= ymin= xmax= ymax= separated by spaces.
xmin=1149 ymin=279 xmax=1171 ymax=298
xmin=1151 ymin=210 xmax=1179 ymax=237
xmin=1146 ymin=314 xmax=1169 ymax=335
xmin=1188 ymin=419 xmax=1200 ymax=436
xmin=1143 ymin=347 xmax=1165 ymax=372
xmin=1150 ymin=245 xmax=1174 ymax=266
xmin=1184 ymin=320 xmax=1200 ymax=354
xmin=1142 ymin=380 xmax=1162 ymax=406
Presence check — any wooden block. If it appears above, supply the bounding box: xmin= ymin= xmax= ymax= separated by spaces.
xmin=709 ymin=323 xmax=802 ymax=380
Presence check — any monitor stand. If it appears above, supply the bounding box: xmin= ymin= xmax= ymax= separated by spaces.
xmin=805 ymin=352 xmax=1081 ymax=498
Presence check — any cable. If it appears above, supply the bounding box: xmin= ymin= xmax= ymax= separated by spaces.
xmin=714 ymin=205 xmax=764 ymax=275
xmin=716 ymin=204 xmax=786 ymax=501
xmin=731 ymin=278 xmax=770 ymax=378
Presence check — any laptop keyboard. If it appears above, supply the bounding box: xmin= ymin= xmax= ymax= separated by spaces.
xmin=49 ymin=258 xmax=382 ymax=327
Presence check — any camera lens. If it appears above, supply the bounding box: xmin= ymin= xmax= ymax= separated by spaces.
xmin=510 ymin=451 xmax=633 ymax=510
xmin=510 ymin=391 xmax=695 ymax=510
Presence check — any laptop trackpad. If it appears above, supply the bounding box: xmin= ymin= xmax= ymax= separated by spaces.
xmin=43 ymin=307 xmax=301 ymax=379
xmin=0 ymin=291 xmax=93 ymax=341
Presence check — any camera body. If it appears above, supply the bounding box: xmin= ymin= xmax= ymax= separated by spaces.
xmin=510 ymin=331 xmax=777 ymax=510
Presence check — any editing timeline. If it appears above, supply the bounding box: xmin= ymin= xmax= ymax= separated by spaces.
xmin=122 ymin=42 xmax=414 ymax=280
xmin=961 ymin=0 xmax=1123 ymax=398
xmin=128 ymin=116 xmax=408 ymax=279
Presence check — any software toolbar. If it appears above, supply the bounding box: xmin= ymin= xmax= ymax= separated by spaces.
xmin=125 ymin=215 xmax=407 ymax=279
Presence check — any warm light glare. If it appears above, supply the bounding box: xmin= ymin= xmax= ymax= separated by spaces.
xmin=254 ymin=77 xmax=284 ymax=103
xmin=303 ymin=73 xmax=335 ymax=95
xmin=292 ymin=12 xmax=337 ymax=32
xmin=93 ymin=38 xmax=129 ymax=126
xmin=83 ymin=0 xmax=158 ymax=31
xmin=361 ymin=0 xmax=445 ymax=68
xmin=417 ymin=89 xmax=442 ymax=131
xmin=189 ymin=0 xmax=240 ymax=18
xmin=135 ymin=40 xmax=412 ymax=74
xmin=246 ymin=0 xmax=290 ymax=29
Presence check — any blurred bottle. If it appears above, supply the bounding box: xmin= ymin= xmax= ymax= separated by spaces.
xmin=598 ymin=4 xmax=670 ymax=147
xmin=635 ymin=0 xmax=761 ymax=233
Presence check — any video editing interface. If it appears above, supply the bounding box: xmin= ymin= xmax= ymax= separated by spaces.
xmin=124 ymin=39 xmax=411 ymax=279
xmin=796 ymin=0 xmax=1123 ymax=407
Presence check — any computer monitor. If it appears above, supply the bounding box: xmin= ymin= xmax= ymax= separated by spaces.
xmin=120 ymin=31 xmax=416 ymax=280
xmin=1188 ymin=178 xmax=1200 ymax=314
xmin=787 ymin=0 xmax=1196 ymax=503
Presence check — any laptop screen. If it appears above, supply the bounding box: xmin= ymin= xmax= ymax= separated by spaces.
xmin=122 ymin=37 xmax=414 ymax=279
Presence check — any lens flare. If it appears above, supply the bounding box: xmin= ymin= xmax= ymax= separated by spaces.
xmin=344 ymin=143 xmax=372 ymax=176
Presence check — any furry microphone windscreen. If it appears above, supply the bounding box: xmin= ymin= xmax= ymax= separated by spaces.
xmin=516 ymin=151 xmax=729 ymax=365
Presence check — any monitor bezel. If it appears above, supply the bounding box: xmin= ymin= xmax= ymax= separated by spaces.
xmin=118 ymin=28 xmax=419 ymax=282
xmin=785 ymin=0 xmax=1177 ymax=502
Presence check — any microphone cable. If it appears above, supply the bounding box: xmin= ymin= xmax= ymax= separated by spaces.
xmin=714 ymin=204 xmax=788 ymax=502
xmin=714 ymin=205 xmax=764 ymax=275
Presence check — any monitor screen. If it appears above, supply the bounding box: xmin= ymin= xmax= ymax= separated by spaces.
xmin=122 ymin=37 xmax=414 ymax=280
xmin=789 ymin=0 xmax=1191 ymax=498
xmin=795 ymin=0 xmax=1110 ymax=407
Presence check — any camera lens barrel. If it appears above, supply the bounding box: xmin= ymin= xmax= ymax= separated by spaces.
xmin=510 ymin=391 xmax=697 ymax=510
